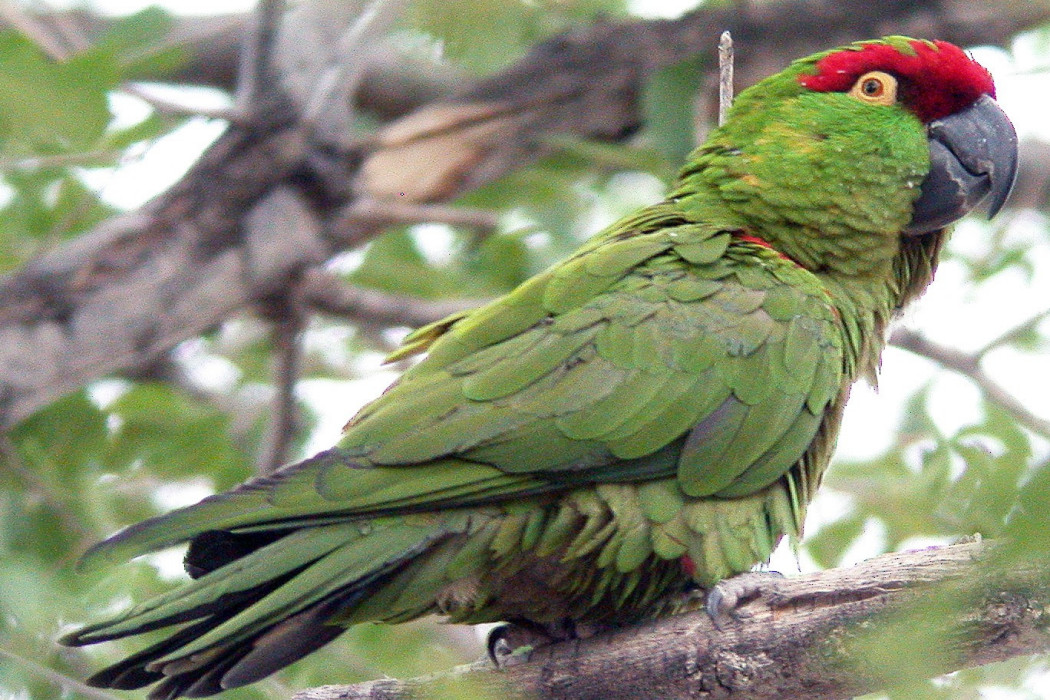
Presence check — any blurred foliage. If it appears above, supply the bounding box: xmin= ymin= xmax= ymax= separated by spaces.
xmin=407 ymin=0 xmax=630 ymax=73
xmin=1 ymin=2 xmax=1049 ymax=699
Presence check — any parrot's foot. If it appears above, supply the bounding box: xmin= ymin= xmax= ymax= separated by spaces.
xmin=705 ymin=571 xmax=786 ymax=629
xmin=487 ymin=619 xmax=606 ymax=668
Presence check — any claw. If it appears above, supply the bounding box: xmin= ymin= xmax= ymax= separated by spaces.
xmin=487 ymin=624 xmax=534 ymax=668
xmin=486 ymin=619 xmax=581 ymax=668
xmin=487 ymin=625 xmax=529 ymax=671
xmin=705 ymin=571 xmax=786 ymax=628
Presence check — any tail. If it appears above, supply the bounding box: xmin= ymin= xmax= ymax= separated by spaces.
xmin=61 ymin=518 xmax=452 ymax=699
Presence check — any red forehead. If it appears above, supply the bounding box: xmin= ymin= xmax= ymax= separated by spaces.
xmin=798 ymin=40 xmax=995 ymax=122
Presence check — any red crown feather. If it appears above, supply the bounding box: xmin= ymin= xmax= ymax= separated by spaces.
xmin=799 ymin=39 xmax=995 ymax=123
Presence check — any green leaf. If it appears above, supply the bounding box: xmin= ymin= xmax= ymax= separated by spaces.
xmin=9 ymin=391 xmax=108 ymax=477
xmin=542 ymin=135 xmax=675 ymax=180
xmin=94 ymin=7 xmax=186 ymax=77
xmin=641 ymin=52 xmax=707 ymax=163
xmin=0 ymin=31 xmax=118 ymax=152
xmin=408 ymin=0 xmax=627 ymax=74
xmin=803 ymin=511 xmax=867 ymax=569
xmin=467 ymin=232 xmax=531 ymax=291
xmin=105 ymin=382 xmax=249 ymax=486
xmin=351 ymin=230 xmax=456 ymax=298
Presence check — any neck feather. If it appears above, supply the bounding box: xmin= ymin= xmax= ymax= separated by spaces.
xmin=814 ymin=231 xmax=947 ymax=383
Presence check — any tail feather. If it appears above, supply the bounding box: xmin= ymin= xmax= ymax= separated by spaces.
xmin=149 ymin=645 xmax=252 ymax=700
xmin=184 ymin=529 xmax=293 ymax=578
xmin=63 ymin=528 xmax=344 ymax=645
xmin=86 ymin=613 xmax=240 ymax=690
xmin=164 ymin=653 xmax=246 ymax=699
xmin=68 ymin=518 xmax=457 ymax=698
xmin=146 ymin=524 xmax=439 ymax=668
xmin=219 ymin=602 xmax=346 ymax=688
xmin=75 ymin=450 xmax=538 ymax=575
xmin=144 ymin=587 xmax=361 ymax=698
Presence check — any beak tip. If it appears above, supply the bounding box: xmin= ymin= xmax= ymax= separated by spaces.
xmin=906 ymin=95 xmax=1018 ymax=234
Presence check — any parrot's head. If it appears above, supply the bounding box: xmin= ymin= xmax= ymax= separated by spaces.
xmin=677 ymin=36 xmax=1018 ymax=281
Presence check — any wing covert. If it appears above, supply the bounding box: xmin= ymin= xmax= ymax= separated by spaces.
xmin=338 ymin=231 xmax=844 ymax=501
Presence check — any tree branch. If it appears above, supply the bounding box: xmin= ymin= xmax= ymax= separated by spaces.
xmin=889 ymin=327 xmax=1050 ymax=438
xmin=330 ymin=200 xmax=500 ymax=240
xmin=257 ymin=296 xmax=305 ymax=474
xmin=299 ymin=0 xmax=409 ymax=148
xmin=298 ymin=270 xmax=481 ymax=329
xmin=292 ymin=540 xmax=1050 ymax=700
xmin=235 ymin=0 xmax=285 ymax=117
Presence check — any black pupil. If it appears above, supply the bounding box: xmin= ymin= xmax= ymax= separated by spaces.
xmin=864 ymin=79 xmax=881 ymax=95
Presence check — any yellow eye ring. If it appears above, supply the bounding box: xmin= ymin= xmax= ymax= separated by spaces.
xmin=848 ymin=71 xmax=898 ymax=106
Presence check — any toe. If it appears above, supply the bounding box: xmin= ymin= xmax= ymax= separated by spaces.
xmin=705 ymin=571 xmax=786 ymax=627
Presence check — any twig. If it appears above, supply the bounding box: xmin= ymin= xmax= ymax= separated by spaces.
xmin=975 ymin=307 xmax=1050 ymax=361
xmin=294 ymin=540 xmax=1050 ymax=700
xmin=45 ymin=8 xmax=91 ymax=53
xmin=0 ymin=150 xmax=125 ymax=172
xmin=890 ymin=327 xmax=1050 ymax=438
xmin=235 ymin=0 xmax=286 ymax=117
xmin=302 ymin=0 xmax=408 ymax=147
xmin=258 ymin=297 xmax=306 ymax=474
xmin=330 ymin=199 xmax=500 ymax=243
xmin=0 ymin=4 xmax=70 ymax=59
xmin=0 ymin=647 xmax=122 ymax=700
xmin=298 ymin=269 xmax=482 ymax=329
xmin=718 ymin=30 xmax=734 ymax=126
xmin=119 ymin=83 xmax=239 ymax=122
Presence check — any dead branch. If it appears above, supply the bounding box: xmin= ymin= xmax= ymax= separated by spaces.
xmin=293 ymin=540 xmax=1050 ymax=700
xmin=330 ymin=201 xmax=499 ymax=239
xmin=258 ymin=296 xmax=305 ymax=475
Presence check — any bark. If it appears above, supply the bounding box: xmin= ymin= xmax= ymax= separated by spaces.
xmin=292 ymin=540 xmax=1050 ymax=700
xmin=11 ymin=8 xmax=459 ymax=120
xmin=2 ymin=0 xmax=1050 ymax=430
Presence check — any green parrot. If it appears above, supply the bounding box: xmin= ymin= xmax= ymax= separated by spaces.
xmin=62 ymin=36 xmax=1017 ymax=698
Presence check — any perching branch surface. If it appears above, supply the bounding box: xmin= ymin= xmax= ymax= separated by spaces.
xmin=293 ymin=540 xmax=1050 ymax=700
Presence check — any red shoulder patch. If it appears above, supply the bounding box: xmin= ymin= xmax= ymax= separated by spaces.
xmin=734 ymin=232 xmax=795 ymax=264
xmin=798 ymin=39 xmax=995 ymax=123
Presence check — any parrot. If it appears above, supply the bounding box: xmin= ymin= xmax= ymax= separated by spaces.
xmin=61 ymin=36 xmax=1017 ymax=699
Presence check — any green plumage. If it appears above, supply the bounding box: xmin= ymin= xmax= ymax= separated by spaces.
xmin=65 ymin=37 xmax=996 ymax=699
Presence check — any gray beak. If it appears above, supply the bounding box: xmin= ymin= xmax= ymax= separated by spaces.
xmin=904 ymin=95 xmax=1018 ymax=235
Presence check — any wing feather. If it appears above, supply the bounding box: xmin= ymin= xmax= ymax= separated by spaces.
xmin=347 ymin=227 xmax=844 ymax=498
xmin=82 ymin=212 xmax=843 ymax=576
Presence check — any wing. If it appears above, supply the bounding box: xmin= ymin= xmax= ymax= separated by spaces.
xmin=341 ymin=206 xmax=844 ymax=499
xmin=79 ymin=205 xmax=843 ymax=570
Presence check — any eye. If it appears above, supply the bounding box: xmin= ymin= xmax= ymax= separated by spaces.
xmin=848 ymin=71 xmax=898 ymax=106
xmin=861 ymin=78 xmax=884 ymax=97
